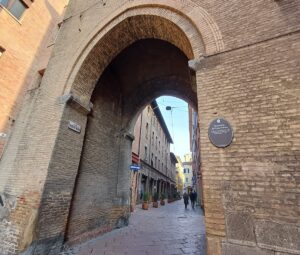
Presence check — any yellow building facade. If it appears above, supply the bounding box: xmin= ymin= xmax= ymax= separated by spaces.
xmin=175 ymin=156 xmax=185 ymax=195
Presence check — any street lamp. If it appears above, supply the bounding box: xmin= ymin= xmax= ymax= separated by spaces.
xmin=166 ymin=106 xmax=181 ymax=111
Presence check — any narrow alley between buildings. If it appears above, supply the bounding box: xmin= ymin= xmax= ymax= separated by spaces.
xmin=61 ymin=200 xmax=206 ymax=255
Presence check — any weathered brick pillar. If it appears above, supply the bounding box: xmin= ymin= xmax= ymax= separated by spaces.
xmin=31 ymin=100 xmax=89 ymax=254
xmin=115 ymin=131 xmax=134 ymax=209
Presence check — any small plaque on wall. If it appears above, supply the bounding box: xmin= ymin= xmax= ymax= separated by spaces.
xmin=208 ymin=118 xmax=233 ymax=148
xmin=68 ymin=121 xmax=81 ymax=133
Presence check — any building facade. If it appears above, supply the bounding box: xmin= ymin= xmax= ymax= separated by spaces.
xmin=182 ymin=154 xmax=194 ymax=193
xmin=0 ymin=0 xmax=68 ymax=156
xmin=175 ymin=156 xmax=184 ymax=195
xmin=130 ymin=101 xmax=177 ymax=211
xmin=189 ymin=106 xmax=204 ymax=208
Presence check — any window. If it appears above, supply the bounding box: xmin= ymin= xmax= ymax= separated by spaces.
xmin=0 ymin=46 xmax=5 ymax=58
xmin=184 ymin=169 xmax=186 ymax=173
xmin=151 ymin=153 xmax=154 ymax=167
xmin=144 ymin=146 xmax=148 ymax=161
xmin=186 ymin=177 xmax=188 ymax=182
xmin=145 ymin=123 xmax=149 ymax=139
xmin=152 ymin=132 xmax=154 ymax=145
xmin=0 ymin=0 xmax=27 ymax=20
xmin=0 ymin=0 xmax=8 ymax=6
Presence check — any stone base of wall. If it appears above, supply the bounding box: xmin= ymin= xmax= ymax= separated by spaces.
xmin=20 ymin=234 xmax=64 ymax=255
xmin=66 ymin=205 xmax=130 ymax=247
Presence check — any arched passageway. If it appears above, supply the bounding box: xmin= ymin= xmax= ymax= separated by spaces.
xmin=65 ymin=38 xmax=197 ymax=243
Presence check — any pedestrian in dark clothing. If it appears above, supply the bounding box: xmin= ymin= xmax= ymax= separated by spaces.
xmin=190 ymin=190 xmax=197 ymax=209
xmin=183 ymin=192 xmax=189 ymax=209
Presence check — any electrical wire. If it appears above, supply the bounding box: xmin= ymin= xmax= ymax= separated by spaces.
xmin=158 ymin=102 xmax=187 ymax=109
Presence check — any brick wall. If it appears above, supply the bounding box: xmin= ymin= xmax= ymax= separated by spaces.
xmin=198 ymin=32 xmax=300 ymax=254
xmin=0 ymin=0 xmax=68 ymax=157
xmin=65 ymin=65 xmax=129 ymax=244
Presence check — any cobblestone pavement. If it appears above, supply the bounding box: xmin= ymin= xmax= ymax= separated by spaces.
xmin=61 ymin=200 xmax=206 ymax=255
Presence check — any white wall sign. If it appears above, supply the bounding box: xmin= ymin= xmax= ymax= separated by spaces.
xmin=68 ymin=121 xmax=81 ymax=133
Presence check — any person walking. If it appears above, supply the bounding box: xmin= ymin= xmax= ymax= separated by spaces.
xmin=193 ymin=190 xmax=197 ymax=207
xmin=191 ymin=190 xmax=197 ymax=209
xmin=183 ymin=192 xmax=189 ymax=209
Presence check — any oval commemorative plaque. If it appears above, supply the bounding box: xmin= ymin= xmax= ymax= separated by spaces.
xmin=208 ymin=118 xmax=233 ymax=148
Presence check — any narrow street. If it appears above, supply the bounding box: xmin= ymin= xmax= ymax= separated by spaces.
xmin=61 ymin=200 xmax=206 ymax=255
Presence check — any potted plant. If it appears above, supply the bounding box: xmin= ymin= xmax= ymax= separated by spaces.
xmin=153 ymin=192 xmax=159 ymax=208
xmin=160 ymin=193 xmax=165 ymax=206
xmin=142 ymin=192 xmax=149 ymax=210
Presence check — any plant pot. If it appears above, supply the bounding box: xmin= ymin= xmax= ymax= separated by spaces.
xmin=153 ymin=201 xmax=158 ymax=208
xmin=160 ymin=200 xmax=165 ymax=206
xmin=142 ymin=202 xmax=149 ymax=210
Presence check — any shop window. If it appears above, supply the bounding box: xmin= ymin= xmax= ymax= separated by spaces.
xmin=0 ymin=0 xmax=28 ymax=20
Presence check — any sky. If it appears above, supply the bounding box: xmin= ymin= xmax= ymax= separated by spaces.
xmin=156 ymin=96 xmax=191 ymax=160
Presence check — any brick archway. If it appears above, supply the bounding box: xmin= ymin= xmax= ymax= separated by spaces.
xmin=62 ymin=1 xmax=224 ymax=104
xmin=0 ymin=2 xmax=224 ymax=255
xmin=65 ymin=38 xmax=198 ymax=245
